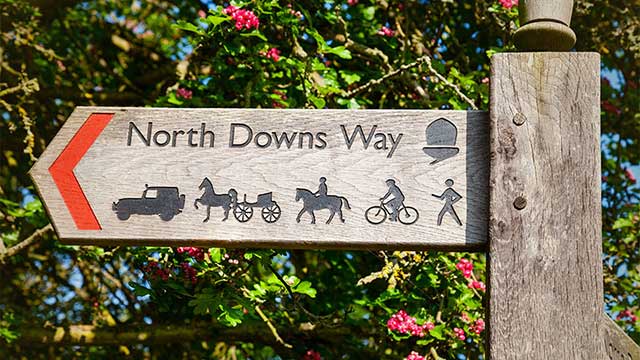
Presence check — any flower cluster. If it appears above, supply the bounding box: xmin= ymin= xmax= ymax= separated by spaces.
xmin=498 ymin=0 xmax=518 ymax=9
xmin=453 ymin=327 xmax=466 ymax=341
xmin=468 ymin=280 xmax=486 ymax=291
xmin=377 ymin=26 xmax=395 ymax=37
xmin=142 ymin=261 xmax=170 ymax=281
xmin=265 ymin=47 xmax=281 ymax=62
xmin=469 ymin=318 xmax=485 ymax=334
xmin=302 ymin=349 xmax=321 ymax=360
xmin=405 ymin=351 xmax=426 ymax=360
xmin=617 ymin=309 xmax=638 ymax=323
xmin=176 ymin=247 xmax=205 ymax=261
xmin=387 ymin=310 xmax=435 ymax=337
xmin=223 ymin=252 xmax=240 ymax=265
xmin=286 ymin=4 xmax=302 ymax=18
xmin=223 ymin=5 xmax=259 ymax=30
xmin=456 ymin=258 xmax=473 ymax=278
xmin=180 ymin=262 xmax=198 ymax=284
xmin=176 ymin=88 xmax=192 ymax=100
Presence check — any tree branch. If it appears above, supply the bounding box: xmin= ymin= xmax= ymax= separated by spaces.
xmin=12 ymin=322 xmax=368 ymax=346
xmin=0 ymin=223 xmax=53 ymax=263
xmin=343 ymin=55 xmax=479 ymax=110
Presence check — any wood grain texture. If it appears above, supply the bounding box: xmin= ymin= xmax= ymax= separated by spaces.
xmin=487 ymin=53 xmax=603 ymax=359
xmin=603 ymin=314 xmax=640 ymax=359
xmin=30 ymin=107 xmax=489 ymax=250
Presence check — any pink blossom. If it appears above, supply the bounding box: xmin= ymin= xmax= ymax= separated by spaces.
xmin=142 ymin=261 xmax=170 ymax=281
xmin=481 ymin=77 xmax=490 ymax=84
xmin=180 ymin=262 xmax=198 ymax=284
xmin=469 ymin=319 xmax=485 ymax=334
xmin=377 ymin=26 xmax=395 ymax=37
xmin=461 ymin=312 xmax=470 ymax=322
xmin=224 ymin=5 xmax=259 ymax=30
xmin=387 ymin=310 xmax=434 ymax=337
xmin=625 ymin=168 xmax=636 ymax=184
xmin=198 ymin=10 xmax=206 ymax=18
xmin=176 ymin=247 xmax=205 ymax=261
xmin=453 ymin=327 xmax=466 ymax=341
xmin=347 ymin=0 xmax=358 ymax=5
xmin=498 ymin=0 xmax=518 ymax=9
xmin=405 ymin=351 xmax=426 ymax=360
xmin=617 ymin=309 xmax=638 ymax=323
xmin=302 ymin=349 xmax=321 ymax=360
xmin=456 ymin=258 xmax=474 ymax=278
xmin=176 ymin=88 xmax=193 ymax=100
xmin=265 ymin=47 xmax=281 ymax=62
xmin=468 ymin=280 xmax=486 ymax=292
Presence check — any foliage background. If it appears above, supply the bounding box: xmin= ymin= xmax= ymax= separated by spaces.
xmin=0 ymin=0 xmax=638 ymax=359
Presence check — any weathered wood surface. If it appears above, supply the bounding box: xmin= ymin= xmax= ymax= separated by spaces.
xmin=604 ymin=314 xmax=640 ymax=359
xmin=30 ymin=107 xmax=489 ymax=250
xmin=487 ymin=53 xmax=603 ymax=358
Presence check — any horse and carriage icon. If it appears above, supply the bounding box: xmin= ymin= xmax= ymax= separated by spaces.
xmin=194 ymin=178 xmax=281 ymax=223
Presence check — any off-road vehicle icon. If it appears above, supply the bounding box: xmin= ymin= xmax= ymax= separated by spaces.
xmin=113 ymin=185 xmax=186 ymax=221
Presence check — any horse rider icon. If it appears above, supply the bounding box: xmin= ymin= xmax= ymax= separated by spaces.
xmin=432 ymin=179 xmax=462 ymax=226
xmin=315 ymin=177 xmax=328 ymax=200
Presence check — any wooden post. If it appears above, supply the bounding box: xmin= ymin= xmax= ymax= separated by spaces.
xmin=488 ymin=53 xmax=603 ymax=358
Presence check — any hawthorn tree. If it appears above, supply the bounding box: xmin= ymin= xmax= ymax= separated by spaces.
xmin=0 ymin=0 xmax=638 ymax=359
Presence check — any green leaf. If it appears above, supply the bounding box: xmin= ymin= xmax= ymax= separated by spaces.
xmin=128 ymin=282 xmax=153 ymax=297
xmin=308 ymin=95 xmax=326 ymax=109
xmin=173 ymin=20 xmax=204 ymax=35
xmin=293 ymin=280 xmax=317 ymax=298
xmin=340 ymin=71 xmax=361 ymax=85
xmin=240 ymin=30 xmax=267 ymax=41
xmin=324 ymin=46 xmax=351 ymax=59
xmin=205 ymin=15 xmax=229 ymax=27
xmin=613 ymin=218 xmax=633 ymax=229
xmin=362 ymin=6 xmax=376 ymax=21
xmin=210 ymin=248 xmax=222 ymax=263
xmin=430 ymin=324 xmax=446 ymax=340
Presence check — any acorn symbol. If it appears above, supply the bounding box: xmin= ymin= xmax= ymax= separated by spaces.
xmin=422 ymin=118 xmax=459 ymax=165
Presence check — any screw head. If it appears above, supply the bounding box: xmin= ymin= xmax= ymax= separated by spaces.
xmin=513 ymin=196 xmax=527 ymax=210
xmin=513 ymin=113 xmax=526 ymax=126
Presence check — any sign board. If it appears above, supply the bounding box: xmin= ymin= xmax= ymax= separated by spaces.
xmin=30 ymin=107 xmax=488 ymax=250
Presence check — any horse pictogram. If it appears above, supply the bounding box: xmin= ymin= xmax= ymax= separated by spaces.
xmin=295 ymin=178 xmax=351 ymax=224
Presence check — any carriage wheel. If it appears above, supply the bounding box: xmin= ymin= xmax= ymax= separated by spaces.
xmin=261 ymin=203 xmax=281 ymax=223
xmin=234 ymin=204 xmax=253 ymax=222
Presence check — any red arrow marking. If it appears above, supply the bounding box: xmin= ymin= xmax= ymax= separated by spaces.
xmin=49 ymin=113 xmax=114 ymax=230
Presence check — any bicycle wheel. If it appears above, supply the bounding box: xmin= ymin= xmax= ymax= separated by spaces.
xmin=398 ymin=206 xmax=419 ymax=225
xmin=365 ymin=206 xmax=387 ymax=225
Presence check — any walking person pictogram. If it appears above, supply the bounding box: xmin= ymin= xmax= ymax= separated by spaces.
xmin=432 ymin=179 xmax=462 ymax=226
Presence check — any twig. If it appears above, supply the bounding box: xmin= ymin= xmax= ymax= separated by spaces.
xmin=0 ymin=223 xmax=53 ymax=263
xmin=267 ymin=264 xmax=334 ymax=323
xmin=344 ymin=55 xmax=479 ymax=110
xmin=254 ymin=305 xmax=293 ymax=348
xmin=430 ymin=347 xmax=444 ymax=360
xmin=343 ymin=59 xmax=423 ymax=98
xmin=420 ymin=55 xmax=478 ymax=110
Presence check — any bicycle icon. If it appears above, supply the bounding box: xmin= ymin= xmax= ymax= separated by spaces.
xmin=365 ymin=200 xmax=419 ymax=225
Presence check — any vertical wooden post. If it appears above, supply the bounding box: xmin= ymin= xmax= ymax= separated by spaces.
xmin=487 ymin=53 xmax=603 ymax=359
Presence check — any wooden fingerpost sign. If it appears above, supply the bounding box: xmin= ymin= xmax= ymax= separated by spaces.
xmin=30 ymin=108 xmax=489 ymax=250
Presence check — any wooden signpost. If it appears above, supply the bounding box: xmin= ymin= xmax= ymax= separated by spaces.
xmin=30 ymin=108 xmax=488 ymax=250
xmin=27 ymin=1 xmax=640 ymax=356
